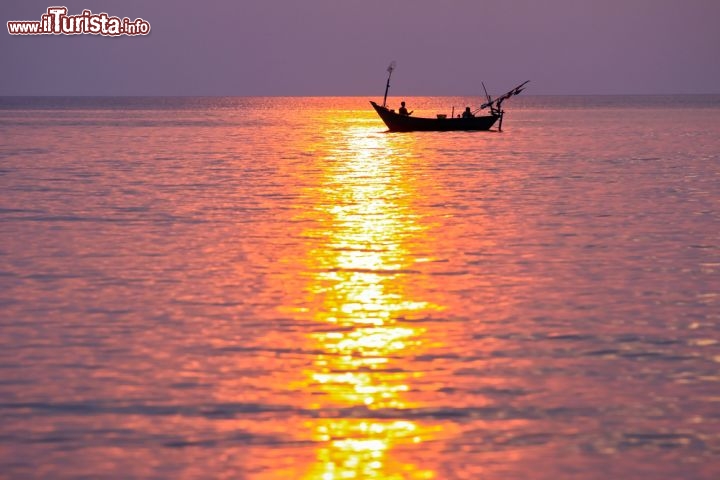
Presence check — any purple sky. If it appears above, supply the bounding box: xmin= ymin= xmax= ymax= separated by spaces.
xmin=2 ymin=0 xmax=719 ymax=96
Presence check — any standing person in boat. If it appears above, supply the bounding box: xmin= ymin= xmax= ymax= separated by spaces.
xmin=462 ymin=106 xmax=474 ymax=118
xmin=398 ymin=101 xmax=413 ymax=116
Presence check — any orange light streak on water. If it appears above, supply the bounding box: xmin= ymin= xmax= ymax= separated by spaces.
xmin=292 ymin=123 xmax=445 ymax=479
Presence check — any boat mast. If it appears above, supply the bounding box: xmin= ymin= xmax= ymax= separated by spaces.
xmin=383 ymin=61 xmax=396 ymax=108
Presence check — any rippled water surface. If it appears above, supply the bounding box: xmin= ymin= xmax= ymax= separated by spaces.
xmin=1 ymin=96 xmax=719 ymax=479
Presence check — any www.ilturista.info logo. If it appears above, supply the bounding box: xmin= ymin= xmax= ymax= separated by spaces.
xmin=7 ymin=7 xmax=151 ymax=36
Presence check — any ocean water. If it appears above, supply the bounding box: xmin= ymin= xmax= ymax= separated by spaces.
xmin=0 ymin=95 xmax=719 ymax=479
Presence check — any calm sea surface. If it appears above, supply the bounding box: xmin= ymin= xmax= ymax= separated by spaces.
xmin=0 ymin=96 xmax=719 ymax=479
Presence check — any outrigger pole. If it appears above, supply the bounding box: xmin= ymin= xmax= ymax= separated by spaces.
xmin=475 ymin=80 xmax=530 ymax=132
xmin=382 ymin=61 xmax=396 ymax=108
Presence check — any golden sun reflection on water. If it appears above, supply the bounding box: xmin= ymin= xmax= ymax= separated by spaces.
xmin=299 ymin=125 xmax=443 ymax=479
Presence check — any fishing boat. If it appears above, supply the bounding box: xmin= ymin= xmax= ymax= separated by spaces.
xmin=371 ymin=61 xmax=528 ymax=132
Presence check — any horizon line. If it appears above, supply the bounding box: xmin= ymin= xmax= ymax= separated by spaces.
xmin=2 ymin=92 xmax=720 ymax=98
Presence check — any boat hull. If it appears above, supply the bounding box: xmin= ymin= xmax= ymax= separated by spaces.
xmin=370 ymin=101 xmax=499 ymax=132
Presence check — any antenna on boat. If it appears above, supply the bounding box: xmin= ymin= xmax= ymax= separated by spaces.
xmin=383 ymin=61 xmax=396 ymax=108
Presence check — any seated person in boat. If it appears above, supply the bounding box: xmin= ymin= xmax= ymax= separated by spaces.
xmin=398 ymin=101 xmax=413 ymax=116
xmin=462 ymin=106 xmax=474 ymax=118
